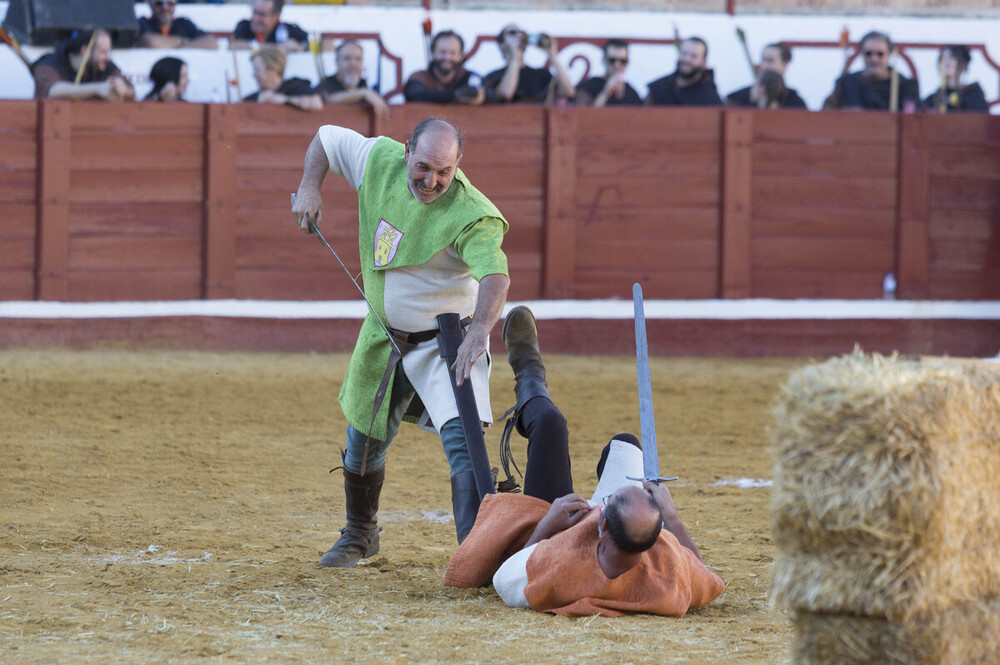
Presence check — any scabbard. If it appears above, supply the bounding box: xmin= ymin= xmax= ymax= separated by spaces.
xmin=436 ymin=312 xmax=495 ymax=500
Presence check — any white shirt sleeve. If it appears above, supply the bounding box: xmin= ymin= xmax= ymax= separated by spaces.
xmin=493 ymin=544 xmax=537 ymax=609
xmin=316 ymin=125 xmax=379 ymax=190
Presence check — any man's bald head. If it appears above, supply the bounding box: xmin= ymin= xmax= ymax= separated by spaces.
xmin=604 ymin=486 xmax=662 ymax=554
xmin=403 ymin=118 xmax=464 ymax=204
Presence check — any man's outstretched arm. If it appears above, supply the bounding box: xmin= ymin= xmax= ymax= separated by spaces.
xmin=452 ymin=272 xmax=509 ymax=385
xmin=643 ymin=479 xmax=702 ymax=561
xmin=291 ymin=133 xmax=329 ymax=232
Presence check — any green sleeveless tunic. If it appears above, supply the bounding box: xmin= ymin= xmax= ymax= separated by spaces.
xmin=338 ymin=137 xmax=508 ymax=440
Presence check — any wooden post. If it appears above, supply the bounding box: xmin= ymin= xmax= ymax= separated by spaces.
xmin=720 ymin=110 xmax=753 ymax=299
xmin=542 ymin=107 xmax=577 ymax=299
xmin=202 ymin=103 xmax=238 ymax=299
xmin=35 ymin=101 xmax=70 ymax=301
xmin=896 ymin=114 xmax=930 ymax=299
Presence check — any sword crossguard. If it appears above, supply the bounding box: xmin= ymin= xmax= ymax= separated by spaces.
xmin=627 ymin=475 xmax=679 ymax=484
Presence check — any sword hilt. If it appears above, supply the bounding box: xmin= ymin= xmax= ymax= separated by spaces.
xmin=627 ymin=475 xmax=679 ymax=484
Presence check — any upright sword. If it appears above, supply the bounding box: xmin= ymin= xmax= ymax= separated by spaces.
xmin=628 ymin=283 xmax=677 ymax=484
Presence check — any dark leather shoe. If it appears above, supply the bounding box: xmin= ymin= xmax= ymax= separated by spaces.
xmin=502 ymin=306 xmax=551 ymax=435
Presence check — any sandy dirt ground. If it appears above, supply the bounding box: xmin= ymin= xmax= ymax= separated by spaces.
xmin=1 ymin=349 xmax=809 ymax=664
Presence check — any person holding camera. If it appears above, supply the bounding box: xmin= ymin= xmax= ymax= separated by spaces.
xmin=404 ymin=30 xmax=485 ymax=105
xmin=482 ymin=23 xmax=574 ymax=104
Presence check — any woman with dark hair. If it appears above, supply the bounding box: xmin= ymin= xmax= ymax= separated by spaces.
xmin=751 ymin=70 xmax=787 ymax=109
xmin=144 ymin=56 xmax=188 ymax=102
xmin=923 ymin=45 xmax=989 ymax=113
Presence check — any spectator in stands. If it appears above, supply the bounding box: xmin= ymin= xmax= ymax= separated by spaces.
xmin=32 ymin=28 xmax=134 ymax=101
xmin=574 ymin=39 xmax=641 ymax=107
xmin=144 ymin=56 xmax=188 ymax=101
xmin=404 ymin=30 xmax=485 ymax=105
xmin=483 ymin=23 xmax=575 ymax=104
xmin=244 ymin=45 xmax=322 ymax=111
xmin=748 ymin=70 xmax=787 ymax=109
xmin=923 ymin=45 xmax=989 ymax=113
xmin=823 ymin=31 xmax=919 ymax=111
xmin=137 ymin=0 xmax=217 ymax=49
xmin=645 ymin=37 xmax=722 ymax=106
xmin=233 ymin=0 xmax=307 ymax=52
xmin=315 ymin=40 xmax=389 ymax=116
xmin=726 ymin=43 xmax=807 ymax=109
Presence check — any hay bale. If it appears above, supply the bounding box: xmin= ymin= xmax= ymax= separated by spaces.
xmin=771 ymin=352 xmax=1000 ymax=621
xmin=792 ymin=601 xmax=1000 ymax=665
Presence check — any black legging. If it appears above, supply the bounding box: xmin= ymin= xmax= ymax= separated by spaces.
xmin=518 ymin=396 xmax=573 ymax=503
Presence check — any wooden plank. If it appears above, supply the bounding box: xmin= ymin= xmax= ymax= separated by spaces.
xmin=753 ymin=175 xmax=897 ymax=208
xmin=465 ymin=168 xmax=544 ymax=201
xmin=576 ymin=238 xmax=718 ymax=271
xmin=929 ymin=209 xmax=998 ymax=241
xmin=929 ymin=177 xmax=1000 ymax=210
xmin=753 ymin=269 xmax=887 ymax=299
xmin=926 ymin=273 xmax=1000 ymax=301
xmin=236 ymin=238 xmax=361 ymax=271
xmin=0 ymin=136 xmax=38 ymax=170
xmin=929 ymin=240 xmax=1000 ymax=273
xmin=578 ymin=206 xmax=719 ymax=234
xmin=924 ymin=114 xmax=1000 ymax=147
xmin=69 ymin=270 xmax=202 ymax=301
xmin=752 ymin=237 xmax=894 ymax=270
xmin=0 ymin=271 xmax=35 ymax=300
xmin=70 ymin=135 xmax=203 ymax=171
xmin=36 ymin=101 xmax=71 ymax=300
xmin=575 ymin=176 xmax=719 ymax=208
xmin=0 ymin=100 xmax=40 ymax=132
xmin=238 ymin=103 xmax=369 ymax=137
xmin=542 ymin=108 xmax=577 ymax=299
xmin=573 ymin=108 xmax=721 ymax=144
xmin=753 ymin=142 xmax=898 ymax=177
xmin=752 ymin=207 xmax=896 ymax=238
xmin=69 ymin=203 xmax=203 ymax=237
xmin=576 ymin=142 xmax=719 ymax=178
xmin=70 ymin=102 xmax=203 ymax=134
xmin=928 ymin=145 xmax=1000 ymax=178
xmin=237 ymin=207 xmax=359 ymax=241
xmin=0 ymin=171 xmax=36 ymax=203
xmin=0 ymin=237 xmax=35 ymax=269
xmin=382 ymin=103 xmax=547 ymax=141
xmin=69 ymin=169 xmax=203 ymax=203
xmin=68 ymin=237 xmax=202 ymax=271
xmin=896 ymin=114 xmax=930 ymax=299
xmin=573 ymin=270 xmax=718 ymax=299
xmin=204 ymin=104 xmax=238 ymax=299
xmin=236 ymin=135 xmax=318 ymax=170
xmin=753 ymin=110 xmax=898 ymax=145
xmin=721 ymin=110 xmax=751 ymax=298
xmin=458 ymin=138 xmax=545 ymax=170
xmin=507 ymin=268 xmax=542 ymax=300
xmin=0 ymin=203 xmax=36 ymax=235
xmin=235 ymin=269 xmax=365 ymax=300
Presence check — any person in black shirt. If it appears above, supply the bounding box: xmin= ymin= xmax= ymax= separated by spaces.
xmin=314 ymin=40 xmax=389 ymax=116
xmin=404 ymin=30 xmax=485 ymax=105
xmin=144 ymin=56 xmax=189 ymax=101
xmin=823 ymin=31 xmax=919 ymax=111
xmin=645 ymin=37 xmax=722 ymax=106
xmin=575 ymin=39 xmax=641 ymax=107
xmin=923 ymin=45 xmax=989 ymax=113
xmin=483 ymin=23 xmax=575 ymax=104
xmin=232 ymin=0 xmax=307 ymax=52
xmin=244 ymin=45 xmax=321 ymax=111
xmin=137 ymin=0 xmax=217 ymax=49
xmin=32 ymin=28 xmax=134 ymax=101
xmin=726 ymin=43 xmax=807 ymax=109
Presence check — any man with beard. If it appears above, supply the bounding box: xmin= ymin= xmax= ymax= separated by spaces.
xmin=315 ymin=40 xmax=389 ymax=117
xmin=644 ymin=36 xmax=722 ymax=106
xmin=137 ymin=0 xmax=218 ymax=49
xmin=726 ymin=43 xmax=807 ymax=109
xmin=404 ymin=30 xmax=485 ymax=105
xmin=232 ymin=0 xmax=307 ymax=52
xmin=823 ymin=31 xmax=919 ymax=111
xmin=32 ymin=28 xmax=134 ymax=101
xmin=290 ymin=118 xmax=510 ymax=566
xmin=483 ymin=23 xmax=575 ymax=104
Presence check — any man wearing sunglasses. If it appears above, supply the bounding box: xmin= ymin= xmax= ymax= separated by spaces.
xmin=233 ymin=0 xmax=308 ymax=53
xmin=482 ymin=23 xmax=575 ymax=104
xmin=574 ymin=39 xmax=642 ymax=107
xmin=444 ymin=308 xmax=723 ymax=616
xmin=137 ymin=0 xmax=217 ymax=50
xmin=823 ymin=31 xmax=919 ymax=111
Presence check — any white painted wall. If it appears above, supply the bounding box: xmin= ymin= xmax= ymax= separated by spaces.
xmin=1 ymin=2 xmax=997 ymax=111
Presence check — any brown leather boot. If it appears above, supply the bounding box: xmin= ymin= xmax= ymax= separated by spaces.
xmin=451 ymin=470 xmax=481 ymax=544
xmin=318 ymin=465 xmax=384 ymax=568
xmin=502 ymin=306 xmax=551 ymax=436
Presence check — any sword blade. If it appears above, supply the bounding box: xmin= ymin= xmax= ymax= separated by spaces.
xmin=633 ymin=282 xmax=661 ymax=481
xmin=291 ymin=193 xmax=400 ymax=355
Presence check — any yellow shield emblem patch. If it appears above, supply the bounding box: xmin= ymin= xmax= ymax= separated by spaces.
xmin=373 ymin=219 xmax=404 ymax=268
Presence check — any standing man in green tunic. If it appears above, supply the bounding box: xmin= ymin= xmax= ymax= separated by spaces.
xmin=291 ymin=118 xmax=510 ymax=567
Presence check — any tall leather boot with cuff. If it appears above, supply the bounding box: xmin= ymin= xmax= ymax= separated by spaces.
xmin=502 ymin=306 xmax=552 ymax=435
xmin=318 ymin=465 xmax=384 ymax=568
xmin=451 ymin=469 xmax=481 ymax=544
